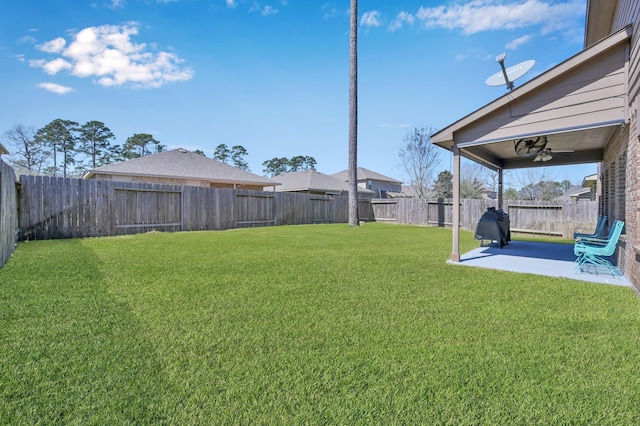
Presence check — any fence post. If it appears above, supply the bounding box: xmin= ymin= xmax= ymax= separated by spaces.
xmin=0 ymin=160 xmax=18 ymax=268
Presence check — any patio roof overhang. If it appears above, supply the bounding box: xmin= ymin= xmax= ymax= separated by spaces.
xmin=431 ymin=25 xmax=632 ymax=263
xmin=431 ymin=25 xmax=632 ymax=171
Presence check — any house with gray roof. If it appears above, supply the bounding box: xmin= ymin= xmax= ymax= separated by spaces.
xmin=554 ymin=175 xmax=597 ymax=202
xmin=83 ymin=148 xmax=279 ymax=190
xmin=331 ymin=167 xmax=402 ymax=198
xmin=271 ymin=170 xmax=374 ymax=197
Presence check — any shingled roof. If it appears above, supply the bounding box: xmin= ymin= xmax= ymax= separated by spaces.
xmin=272 ymin=170 xmax=374 ymax=195
xmin=331 ymin=167 xmax=402 ymax=184
xmin=84 ymin=148 xmax=278 ymax=187
xmin=0 ymin=143 xmax=7 ymax=155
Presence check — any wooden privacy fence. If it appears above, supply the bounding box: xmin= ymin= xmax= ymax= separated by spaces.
xmin=18 ymin=176 xmax=364 ymax=240
xmin=16 ymin=175 xmax=599 ymax=242
xmin=0 ymin=160 xmax=18 ymax=268
xmin=371 ymin=198 xmax=598 ymax=238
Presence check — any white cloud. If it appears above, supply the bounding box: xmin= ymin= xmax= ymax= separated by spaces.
xmin=36 ymin=37 xmax=66 ymax=53
xmin=388 ymin=11 xmax=415 ymax=32
xmin=506 ymin=34 xmax=532 ymax=49
xmin=321 ymin=3 xmax=346 ymax=18
xmin=226 ymin=0 xmax=236 ymax=7
xmin=38 ymin=82 xmax=74 ymax=94
xmin=249 ymin=2 xmax=279 ymax=15
xmin=361 ymin=10 xmax=382 ymax=28
xmin=28 ymin=23 xmax=193 ymax=89
xmin=109 ymin=0 xmax=125 ymax=8
xmin=18 ymin=35 xmax=37 ymax=44
xmin=416 ymin=0 xmax=584 ymax=35
xmin=35 ymin=57 xmax=73 ymax=75
xmin=262 ymin=5 xmax=278 ymax=15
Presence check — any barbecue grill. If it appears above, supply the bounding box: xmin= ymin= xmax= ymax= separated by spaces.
xmin=475 ymin=207 xmax=510 ymax=248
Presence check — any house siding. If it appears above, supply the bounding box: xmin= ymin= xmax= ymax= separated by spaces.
xmin=359 ymin=180 xmax=402 ymax=198
xmin=613 ymin=0 xmax=640 ymax=100
xmin=456 ymin=44 xmax=628 ymax=145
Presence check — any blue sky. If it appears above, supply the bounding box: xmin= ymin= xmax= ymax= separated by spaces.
xmin=0 ymin=0 xmax=592 ymax=187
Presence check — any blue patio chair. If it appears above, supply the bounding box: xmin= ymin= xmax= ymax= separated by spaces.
xmin=573 ymin=215 xmax=607 ymax=240
xmin=574 ymin=220 xmax=624 ymax=275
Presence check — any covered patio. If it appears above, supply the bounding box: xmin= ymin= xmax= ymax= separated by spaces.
xmin=457 ymin=240 xmax=631 ymax=287
xmin=431 ymin=26 xmax=632 ymax=282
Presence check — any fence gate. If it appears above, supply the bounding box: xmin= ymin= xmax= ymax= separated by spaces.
xmin=114 ymin=188 xmax=183 ymax=234
xmin=371 ymin=199 xmax=397 ymax=222
xmin=234 ymin=190 xmax=276 ymax=227
xmin=310 ymin=196 xmax=333 ymax=223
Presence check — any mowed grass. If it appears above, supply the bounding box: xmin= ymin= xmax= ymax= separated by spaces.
xmin=1 ymin=223 xmax=639 ymax=424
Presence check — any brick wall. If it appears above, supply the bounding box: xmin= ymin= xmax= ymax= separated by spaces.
xmin=603 ymin=96 xmax=639 ymax=289
xmin=625 ymin=96 xmax=640 ymax=289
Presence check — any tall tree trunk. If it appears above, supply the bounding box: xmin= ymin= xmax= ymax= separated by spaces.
xmin=348 ymin=0 xmax=359 ymax=226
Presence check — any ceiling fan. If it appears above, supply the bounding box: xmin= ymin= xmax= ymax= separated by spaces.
xmin=533 ymin=147 xmax=574 ymax=162
xmin=514 ymin=136 xmax=547 ymax=157
xmin=514 ymin=136 xmax=574 ymax=162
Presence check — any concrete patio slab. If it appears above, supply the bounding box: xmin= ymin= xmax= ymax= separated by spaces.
xmin=454 ymin=240 xmax=632 ymax=287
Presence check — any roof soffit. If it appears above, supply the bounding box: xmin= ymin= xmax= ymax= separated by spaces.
xmin=585 ymin=0 xmax=618 ymax=47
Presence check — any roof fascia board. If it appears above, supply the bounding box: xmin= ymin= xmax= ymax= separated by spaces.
xmin=432 ymin=25 xmax=632 ymax=145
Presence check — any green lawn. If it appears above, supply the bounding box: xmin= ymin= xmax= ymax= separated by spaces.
xmin=1 ymin=223 xmax=639 ymax=424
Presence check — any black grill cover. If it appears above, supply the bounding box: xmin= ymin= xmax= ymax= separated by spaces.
xmin=475 ymin=207 xmax=510 ymax=248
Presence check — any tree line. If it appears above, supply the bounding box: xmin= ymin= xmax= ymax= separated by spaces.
xmin=2 ymin=120 xmax=317 ymax=178
xmin=2 ymin=120 xmax=165 ymax=178
xmin=429 ymin=170 xmax=573 ymax=201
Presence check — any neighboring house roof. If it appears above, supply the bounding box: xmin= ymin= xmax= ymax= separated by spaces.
xmin=0 ymin=143 xmax=7 ymax=155
xmin=331 ymin=167 xmax=402 ymax=184
xmin=554 ymin=186 xmax=592 ymax=201
xmin=84 ymin=148 xmax=279 ymax=187
xmin=272 ymin=170 xmax=373 ymax=195
xmin=582 ymin=173 xmax=597 ymax=187
xmin=388 ymin=185 xmax=420 ymax=198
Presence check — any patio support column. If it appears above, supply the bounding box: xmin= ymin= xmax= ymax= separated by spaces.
xmin=451 ymin=145 xmax=461 ymax=262
xmin=498 ymin=168 xmax=503 ymax=210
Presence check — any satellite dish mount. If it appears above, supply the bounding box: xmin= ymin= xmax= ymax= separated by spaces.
xmin=496 ymin=53 xmax=513 ymax=90
xmin=485 ymin=53 xmax=535 ymax=91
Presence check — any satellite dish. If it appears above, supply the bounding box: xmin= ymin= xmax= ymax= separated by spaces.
xmin=485 ymin=53 xmax=535 ymax=91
